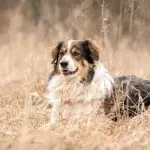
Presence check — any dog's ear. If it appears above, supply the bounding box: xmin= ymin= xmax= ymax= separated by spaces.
xmin=51 ymin=41 xmax=64 ymax=64
xmin=87 ymin=40 xmax=100 ymax=61
xmin=81 ymin=40 xmax=100 ymax=63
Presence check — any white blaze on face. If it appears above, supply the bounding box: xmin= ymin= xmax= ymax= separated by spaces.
xmin=59 ymin=40 xmax=77 ymax=72
xmin=68 ymin=40 xmax=73 ymax=50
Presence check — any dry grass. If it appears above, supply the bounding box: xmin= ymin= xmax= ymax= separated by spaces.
xmin=1 ymin=35 xmax=150 ymax=150
xmin=1 ymin=73 xmax=150 ymax=150
xmin=1 ymin=1 xmax=150 ymax=150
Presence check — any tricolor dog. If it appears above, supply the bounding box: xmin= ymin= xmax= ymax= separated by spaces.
xmin=45 ymin=40 xmax=150 ymax=123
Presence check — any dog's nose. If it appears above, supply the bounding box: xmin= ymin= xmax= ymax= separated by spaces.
xmin=60 ymin=61 xmax=68 ymax=68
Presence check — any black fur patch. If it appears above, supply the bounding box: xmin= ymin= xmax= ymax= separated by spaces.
xmin=115 ymin=75 xmax=150 ymax=108
xmin=87 ymin=67 xmax=95 ymax=83
xmin=80 ymin=66 xmax=95 ymax=84
xmin=51 ymin=41 xmax=64 ymax=65
xmin=80 ymin=40 xmax=95 ymax=64
xmin=105 ymin=75 xmax=150 ymax=121
xmin=51 ymin=41 xmax=64 ymax=73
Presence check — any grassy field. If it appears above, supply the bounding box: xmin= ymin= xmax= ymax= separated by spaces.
xmin=1 ymin=1 xmax=150 ymax=150
xmin=1 ymin=33 xmax=150 ymax=150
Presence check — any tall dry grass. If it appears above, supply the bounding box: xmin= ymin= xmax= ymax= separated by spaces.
xmin=1 ymin=0 xmax=150 ymax=150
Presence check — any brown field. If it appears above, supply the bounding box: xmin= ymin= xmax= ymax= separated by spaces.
xmin=1 ymin=1 xmax=150 ymax=150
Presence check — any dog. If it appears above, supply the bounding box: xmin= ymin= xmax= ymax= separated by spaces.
xmin=104 ymin=75 xmax=150 ymax=121
xmin=45 ymin=40 xmax=150 ymax=123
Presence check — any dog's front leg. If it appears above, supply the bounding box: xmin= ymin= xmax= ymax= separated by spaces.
xmin=50 ymin=98 xmax=61 ymax=124
xmin=39 ymin=97 xmax=61 ymax=129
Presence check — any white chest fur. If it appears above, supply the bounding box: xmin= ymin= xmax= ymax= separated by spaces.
xmin=45 ymin=65 xmax=114 ymax=122
xmin=46 ymin=64 xmax=114 ymax=104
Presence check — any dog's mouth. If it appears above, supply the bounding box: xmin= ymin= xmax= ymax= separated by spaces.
xmin=62 ymin=68 xmax=78 ymax=76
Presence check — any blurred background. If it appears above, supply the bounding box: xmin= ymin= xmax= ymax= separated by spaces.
xmin=1 ymin=0 xmax=150 ymax=47
xmin=1 ymin=0 xmax=150 ymax=84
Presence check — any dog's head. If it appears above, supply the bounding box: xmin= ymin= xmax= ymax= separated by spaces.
xmin=50 ymin=40 xmax=100 ymax=82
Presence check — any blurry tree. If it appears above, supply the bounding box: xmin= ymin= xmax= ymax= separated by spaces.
xmin=0 ymin=0 xmax=150 ymax=48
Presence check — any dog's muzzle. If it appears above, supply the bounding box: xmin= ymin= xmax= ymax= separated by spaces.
xmin=62 ymin=68 xmax=78 ymax=76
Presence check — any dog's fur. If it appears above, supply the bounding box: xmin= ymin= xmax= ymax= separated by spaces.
xmin=45 ymin=40 xmax=150 ymax=123
xmin=104 ymin=75 xmax=150 ymax=121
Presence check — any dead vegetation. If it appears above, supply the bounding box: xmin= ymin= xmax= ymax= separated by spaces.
xmin=1 ymin=0 xmax=150 ymax=150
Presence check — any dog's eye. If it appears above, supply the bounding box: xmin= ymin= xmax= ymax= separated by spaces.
xmin=59 ymin=51 xmax=65 ymax=56
xmin=72 ymin=51 xmax=81 ymax=57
